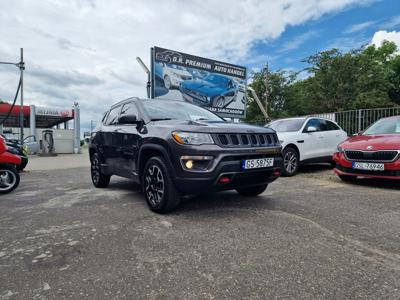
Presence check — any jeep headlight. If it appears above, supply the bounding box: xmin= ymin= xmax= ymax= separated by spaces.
xmin=337 ymin=145 xmax=344 ymax=153
xmin=172 ymin=131 xmax=214 ymax=145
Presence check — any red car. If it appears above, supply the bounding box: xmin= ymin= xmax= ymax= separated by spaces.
xmin=333 ymin=116 xmax=400 ymax=181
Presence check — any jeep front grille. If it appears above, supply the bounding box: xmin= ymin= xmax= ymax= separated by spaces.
xmin=344 ymin=150 xmax=399 ymax=162
xmin=214 ymin=133 xmax=279 ymax=147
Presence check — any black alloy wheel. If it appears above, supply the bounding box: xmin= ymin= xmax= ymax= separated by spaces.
xmin=143 ymin=157 xmax=181 ymax=213
xmin=91 ymin=153 xmax=110 ymax=188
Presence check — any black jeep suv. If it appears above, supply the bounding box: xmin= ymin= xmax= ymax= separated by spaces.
xmin=89 ymin=98 xmax=282 ymax=213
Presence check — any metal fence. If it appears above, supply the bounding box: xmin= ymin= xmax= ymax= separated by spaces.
xmin=312 ymin=107 xmax=400 ymax=135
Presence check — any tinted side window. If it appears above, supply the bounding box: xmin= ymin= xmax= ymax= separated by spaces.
xmin=101 ymin=112 xmax=109 ymax=124
xmin=105 ymin=106 xmax=120 ymax=125
xmin=319 ymin=120 xmax=329 ymax=131
xmin=305 ymin=119 xmax=321 ymax=131
xmin=120 ymin=102 xmax=138 ymax=117
xmin=326 ymin=120 xmax=340 ymax=131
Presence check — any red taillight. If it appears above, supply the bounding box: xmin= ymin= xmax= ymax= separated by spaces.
xmin=218 ymin=176 xmax=231 ymax=184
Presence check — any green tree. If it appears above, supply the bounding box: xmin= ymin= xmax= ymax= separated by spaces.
xmin=244 ymin=42 xmax=400 ymax=123
xmin=245 ymin=66 xmax=295 ymax=123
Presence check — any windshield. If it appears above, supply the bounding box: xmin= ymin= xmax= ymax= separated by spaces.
xmin=268 ymin=119 xmax=305 ymax=132
xmin=204 ymin=74 xmax=230 ymax=85
xmin=141 ymin=100 xmax=225 ymax=122
xmin=363 ymin=117 xmax=400 ymax=135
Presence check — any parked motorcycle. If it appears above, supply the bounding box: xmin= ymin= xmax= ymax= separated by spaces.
xmin=4 ymin=140 xmax=28 ymax=172
xmin=0 ymin=136 xmax=21 ymax=194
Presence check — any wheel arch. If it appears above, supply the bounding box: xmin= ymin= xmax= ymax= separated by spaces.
xmin=283 ymin=143 xmax=301 ymax=161
xmin=89 ymin=146 xmax=96 ymax=159
xmin=138 ymin=144 xmax=175 ymax=181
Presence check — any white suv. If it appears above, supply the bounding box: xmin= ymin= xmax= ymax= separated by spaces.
xmin=267 ymin=117 xmax=348 ymax=176
xmin=161 ymin=64 xmax=192 ymax=89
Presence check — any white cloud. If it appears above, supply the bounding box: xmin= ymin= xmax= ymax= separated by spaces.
xmin=279 ymin=30 xmax=320 ymax=53
xmin=381 ymin=15 xmax=400 ymax=29
xmin=371 ymin=30 xmax=400 ymax=48
xmin=0 ymin=0 xmax=375 ymax=127
xmin=344 ymin=21 xmax=376 ymax=34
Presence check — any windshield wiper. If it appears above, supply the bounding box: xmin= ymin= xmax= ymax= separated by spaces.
xmin=150 ymin=118 xmax=172 ymax=121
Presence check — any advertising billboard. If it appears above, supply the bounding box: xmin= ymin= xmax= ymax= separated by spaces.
xmin=151 ymin=46 xmax=247 ymax=118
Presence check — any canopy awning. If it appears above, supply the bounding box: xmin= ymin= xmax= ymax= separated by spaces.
xmin=0 ymin=104 xmax=74 ymax=128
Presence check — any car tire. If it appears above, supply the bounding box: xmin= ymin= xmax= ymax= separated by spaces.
xmin=282 ymin=147 xmax=299 ymax=177
xmin=213 ymin=96 xmax=225 ymax=108
xmin=142 ymin=156 xmax=181 ymax=213
xmin=164 ymin=75 xmax=171 ymax=89
xmin=338 ymin=175 xmax=357 ymax=182
xmin=0 ymin=164 xmax=20 ymax=194
xmin=91 ymin=153 xmax=110 ymax=188
xmin=236 ymin=184 xmax=268 ymax=197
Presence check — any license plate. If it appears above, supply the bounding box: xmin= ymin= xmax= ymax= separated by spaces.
xmin=242 ymin=158 xmax=274 ymax=170
xmin=352 ymin=162 xmax=384 ymax=171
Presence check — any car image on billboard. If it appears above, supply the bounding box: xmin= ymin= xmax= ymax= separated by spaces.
xmin=152 ymin=46 xmax=247 ymax=118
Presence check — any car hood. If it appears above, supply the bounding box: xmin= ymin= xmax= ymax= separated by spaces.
xmin=181 ymin=79 xmax=225 ymax=97
xmin=274 ymin=132 xmax=299 ymax=142
xmin=152 ymin=120 xmax=276 ymax=134
xmin=340 ymin=134 xmax=400 ymax=150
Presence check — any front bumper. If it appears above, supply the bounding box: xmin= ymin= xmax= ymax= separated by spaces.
xmin=172 ymin=146 xmax=283 ymax=194
xmin=179 ymin=89 xmax=210 ymax=107
xmin=333 ymin=152 xmax=400 ymax=180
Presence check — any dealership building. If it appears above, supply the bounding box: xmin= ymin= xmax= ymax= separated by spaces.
xmin=0 ymin=102 xmax=81 ymax=154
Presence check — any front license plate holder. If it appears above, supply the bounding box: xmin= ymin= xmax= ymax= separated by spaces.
xmin=352 ymin=162 xmax=384 ymax=171
xmin=242 ymin=158 xmax=274 ymax=170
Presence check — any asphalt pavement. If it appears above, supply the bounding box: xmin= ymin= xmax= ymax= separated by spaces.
xmin=0 ymin=164 xmax=399 ymax=299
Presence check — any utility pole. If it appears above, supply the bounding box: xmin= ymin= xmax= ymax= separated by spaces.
xmin=263 ymin=64 xmax=269 ymax=123
xmin=248 ymin=87 xmax=269 ymax=121
xmin=19 ymin=48 xmax=25 ymax=143
xmin=0 ymin=48 xmax=25 ymax=142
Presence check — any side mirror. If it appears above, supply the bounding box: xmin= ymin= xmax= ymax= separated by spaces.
xmin=118 ymin=114 xmax=140 ymax=125
xmin=306 ymin=126 xmax=317 ymax=133
xmin=357 ymin=131 xmax=364 ymax=135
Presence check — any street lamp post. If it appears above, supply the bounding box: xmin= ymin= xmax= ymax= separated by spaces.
xmin=0 ymin=48 xmax=25 ymax=143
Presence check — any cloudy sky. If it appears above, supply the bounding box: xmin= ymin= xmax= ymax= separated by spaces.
xmin=0 ymin=0 xmax=399 ymax=133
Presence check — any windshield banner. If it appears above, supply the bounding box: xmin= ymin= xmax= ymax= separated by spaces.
xmin=151 ymin=46 xmax=247 ymax=118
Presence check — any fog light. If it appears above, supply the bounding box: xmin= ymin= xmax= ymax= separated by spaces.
xmin=181 ymin=155 xmax=213 ymax=171
xmin=185 ymin=160 xmax=194 ymax=169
